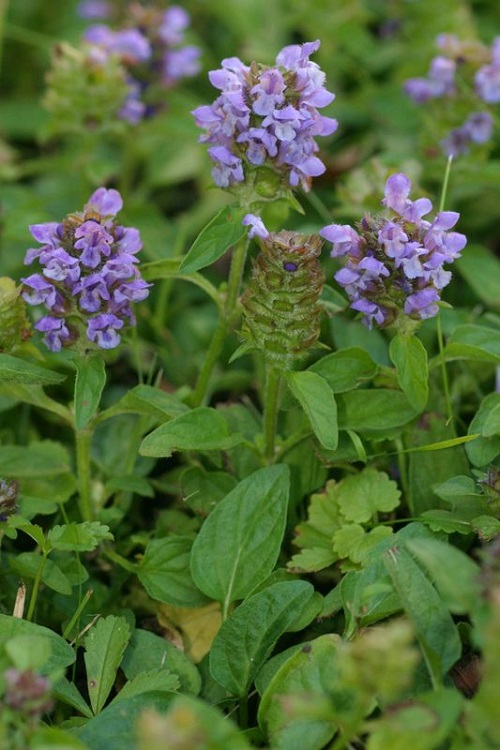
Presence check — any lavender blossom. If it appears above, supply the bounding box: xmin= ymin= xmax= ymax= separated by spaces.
xmin=320 ymin=173 xmax=466 ymax=329
xmin=192 ymin=40 xmax=337 ymax=194
xmin=82 ymin=3 xmax=200 ymax=123
xmin=22 ymin=188 xmax=151 ymax=353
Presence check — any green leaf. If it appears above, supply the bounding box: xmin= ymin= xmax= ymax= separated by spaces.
xmin=368 ymin=688 xmax=463 ymax=750
xmin=84 ymin=616 xmax=132 ymax=714
xmin=0 ymin=614 xmax=75 ymax=675
xmin=420 ymin=510 xmax=472 ymax=535
xmin=48 ymin=522 xmax=113 ymax=552
xmin=139 ymin=407 xmax=243 ymax=457
xmin=470 ymin=515 xmax=500 ymax=541
xmin=0 ymin=383 xmax=72 ymax=422
xmin=337 ymin=389 xmax=417 ymax=431
xmin=482 ymin=402 xmax=500 ymax=437
xmin=9 ymin=552 xmax=72 ymax=595
xmin=74 ymin=355 xmax=106 ymax=429
xmin=138 ymin=536 xmax=209 ymax=608
xmin=308 ymin=346 xmax=377 ymax=393
xmin=136 ymin=695 xmax=252 ymax=750
xmin=456 ymin=243 xmax=500 ymax=310
xmin=29 ymin=726 xmax=90 ymax=749
xmin=96 ymin=384 xmax=189 ymax=424
xmin=209 ymin=580 xmax=315 ymax=697
xmin=389 ymin=334 xmax=428 ymax=412
xmin=121 ymin=628 xmax=201 ymax=696
xmin=333 ymin=524 xmax=394 ymax=565
xmin=5 ymin=634 xmax=52 ymax=672
xmin=405 ymin=537 xmax=480 ymax=614
xmin=112 ymin=669 xmax=179 ymax=703
xmin=286 ymin=371 xmax=338 ymax=450
xmin=0 ymin=440 xmax=71 ymax=477
xmin=179 ymin=205 xmax=246 ymax=274
xmin=141 ymin=258 xmax=220 ymax=306
xmin=383 ymin=546 xmax=461 ymax=686
xmin=0 ymin=354 xmax=65 ymax=385
xmin=258 ymin=635 xmax=341 ymax=750
xmin=75 ymin=691 xmax=176 ymax=750
xmin=466 ymin=393 xmax=500 ymax=467
xmin=335 ymin=468 xmax=401 ymax=523
xmin=53 ymin=676 xmax=94 ymax=719
xmin=190 ymin=465 xmax=290 ymax=611
xmin=442 ymin=324 xmax=500 ymax=363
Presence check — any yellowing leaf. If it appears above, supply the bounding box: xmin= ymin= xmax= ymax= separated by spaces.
xmin=156 ymin=602 xmax=222 ymax=663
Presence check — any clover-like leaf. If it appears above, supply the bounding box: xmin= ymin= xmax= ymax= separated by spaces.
xmin=336 ymin=468 xmax=401 ymax=524
xmin=48 ymin=522 xmax=113 ymax=552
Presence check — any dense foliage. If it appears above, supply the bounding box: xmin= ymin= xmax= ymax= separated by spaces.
xmin=1 ymin=1 xmax=500 ymax=748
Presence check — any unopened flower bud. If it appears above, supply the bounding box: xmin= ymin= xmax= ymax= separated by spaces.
xmin=241 ymin=219 xmax=325 ymax=369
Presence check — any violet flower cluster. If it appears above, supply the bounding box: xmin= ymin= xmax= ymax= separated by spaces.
xmin=192 ymin=40 xmax=337 ymax=193
xmin=22 ymin=188 xmax=151 ymax=352
xmin=83 ymin=4 xmax=200 ymax=124
xmin=320 ymin=174 xmax=466 ymax=329
xmin=404 ymin=34 xmax=497 ymax=156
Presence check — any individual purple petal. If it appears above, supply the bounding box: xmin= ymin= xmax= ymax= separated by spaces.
xmin=475 ymin=62 xmax=500 ymax=103
xmin=113 ymin=279 xmax=151 ymax=304
xmin=115 ymin=226 xmax=142 ymax=254
xmin=35 ymin=316 xmax=73 ymax=352
xmin=163 ymin=46 xmax=201 ymax=84
xmin=74 ymin=221 xmax=114 ymax=268
xmin=87 ymin=313 xmax=124 ymax=349
xmin=383 ymin=173 xmax=412 ymax=214
xmin=463 ymin=112 xmax=493 ymax=144
xmin=242 ymin=214 xmax=269 ymax=239
xmin=319 ymin=224 xmax=361 ymax=258
xmin=404 ymin=287 xmax=440 ymax=319
xmin=159 ymin=6 xmax=190 ymax=45
xmin=22 ymin=274 xmax=63 ymax=311
xmin=85 ymin=187 xmax=123 ymax=217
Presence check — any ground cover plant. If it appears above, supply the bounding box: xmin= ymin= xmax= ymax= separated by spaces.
xmin=1 ymin=0 xmax=500 ymax=748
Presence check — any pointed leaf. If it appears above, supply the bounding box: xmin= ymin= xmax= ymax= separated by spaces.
xmin=84 ymin=615 xmax=131 ymax=714
xmin=286 ymin=371 xmax=338 ymax=450
xmin=406 ymin=537 xmax=480 ymax=613
xmin=0 ymin=614 xmax=75 ymax=675
xmin=209 ymin=580 xmax=314 ymax=697
xmin=74 ymin=355 xmax=106 ymax=429
xmin=190 ymin=465 xmax=290 ymax=610
xmin=139 ymin=407 xmax=243 ymax=457
xmin=0 ymin=353 xmax=65 ymax=385
xmin=389 ymin=334 xmax=428 ymax=412
xmin=258 ymin=634 xmax=341 ymax=750
xmin=138 ymin=536 xmax=209 ymax=608
xmin=383 ymin=546 xmax=461 ymax=686
xmin=308 ymin=347 xmax=377 ymax=393
xmin=179 ymin=205 xmax=246 ymax=273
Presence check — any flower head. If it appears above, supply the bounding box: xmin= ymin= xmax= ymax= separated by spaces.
xmin=82 ymin=3 xmax=200 ymax=124
xmin=320 ymin=173 xmax=466 ymax=329
xmin=404 ymin=34 xmax=498 ymax=157
xmin=241 ymin=218 xmax=325 ymax=368
xmin=22 ymin=188 xmax=151 ymax=352
xmin=192 ymin=40 xmax=337 ymax=194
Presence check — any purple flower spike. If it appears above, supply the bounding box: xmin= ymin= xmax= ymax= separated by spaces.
xmin=193 ymin=40 xmax=336 ymax=193
xmin=321 ymin=172 xmax=466 ymax=328
xmin=22 ymin=187 xmax=150 ymax=352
